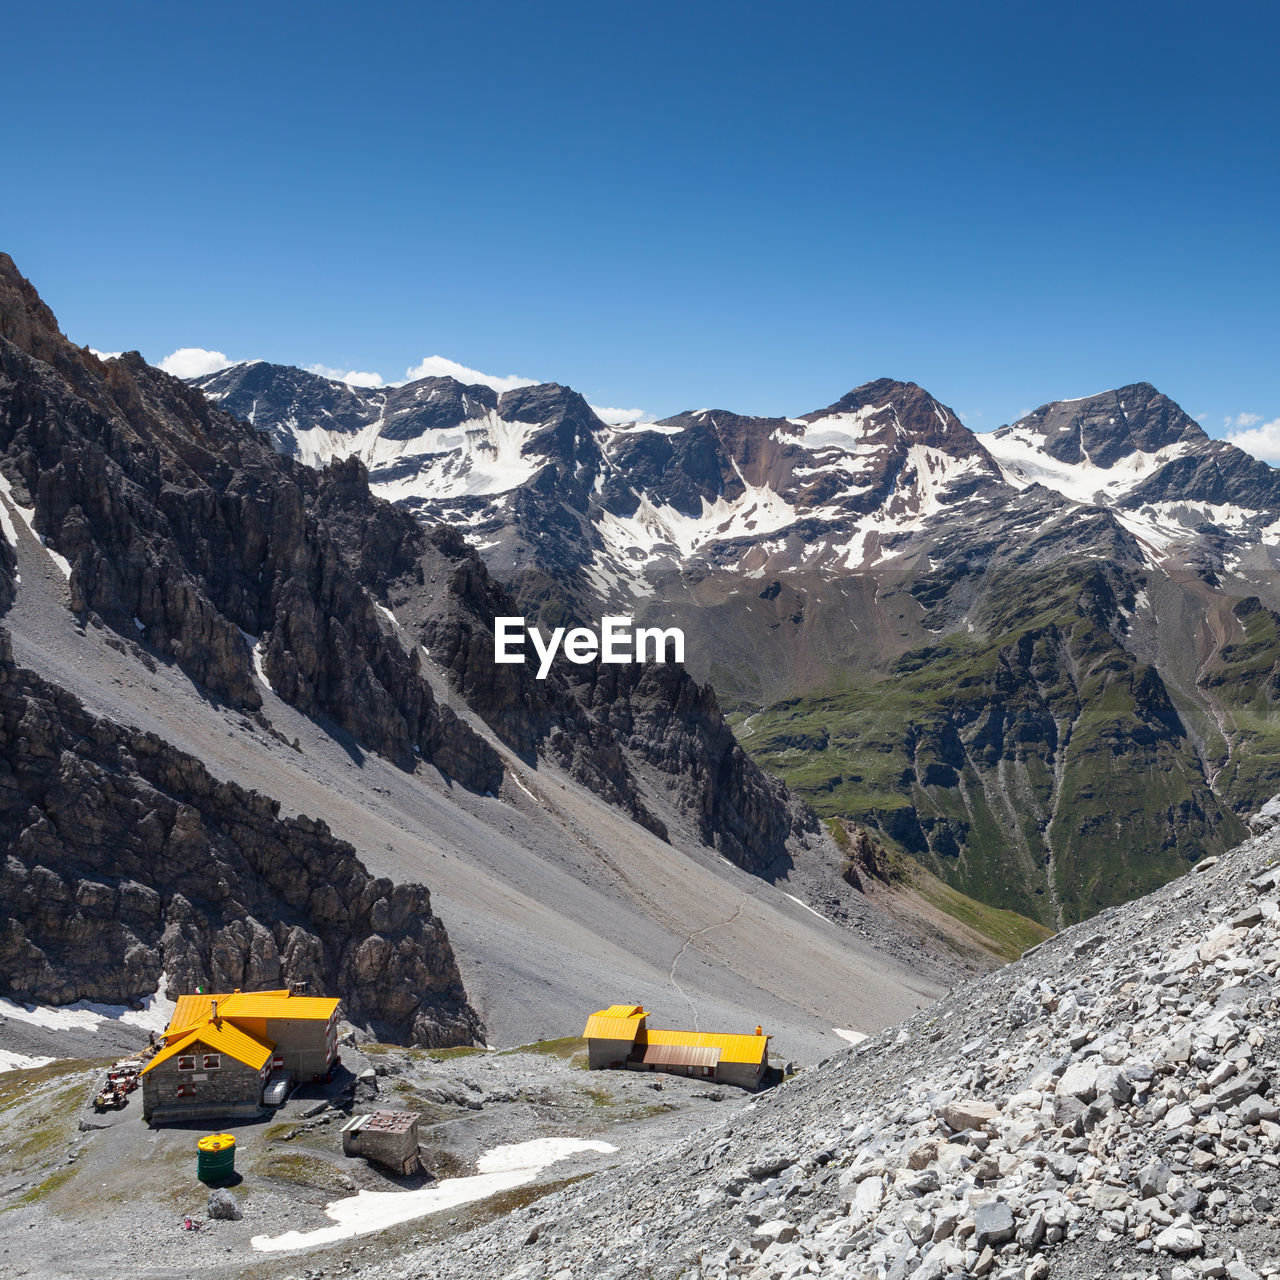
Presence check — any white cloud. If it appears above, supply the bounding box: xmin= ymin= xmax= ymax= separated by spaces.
xmin=1225 ymin=418 xmax=1280 ymax=463
xmin=590 ymin=404 xmax=653 ymax=424
xmin=1224 ymin=412 xmax=1263 ymax=429
xmin=89 ymin=348 xmax=121 ymax=361
xmin=402 ymin=354 xmax=537 ymax=394
xmin=305 ymin=363 xmax=388 ymax=388
xmin=159 ymin=347 xmax=235 ymax=379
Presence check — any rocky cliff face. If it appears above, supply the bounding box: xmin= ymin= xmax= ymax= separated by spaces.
xmin=0 ymin=624 xmax=480 ymax=1046
xmin=568 ymin=655 xmax=813 ymax=872
xmin=196 ymin=351 xmax=1280 ymax=925
xmin=0 ymin=254 xmax=500 ymax=791
xmin=0 ymin=252 xmax=817 ymax=931
xmin=312 ymin=456 xmax=810 ymax=873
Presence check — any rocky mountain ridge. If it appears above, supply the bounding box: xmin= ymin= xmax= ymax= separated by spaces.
xmin=193 ymin=364 xmax=1280 ymax=612
xmin=193 ymin=356 xmax=1280 ymax=928
xmin=0 ymin=252 xmax=809 ymax=878
xmin=2 ymin=251 xmax=952 ymax=1056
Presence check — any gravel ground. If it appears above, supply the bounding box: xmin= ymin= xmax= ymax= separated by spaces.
xmin=340 ymin=824 xmax=1280 ymax=1280
xmin=0 ymin=1034 xmax=750 ymax=1279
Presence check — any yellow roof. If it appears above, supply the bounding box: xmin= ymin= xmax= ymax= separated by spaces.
xmin=219 ymin=991 xmax=340 ymax=1022
xmin=645 ymin=1027 xmax=769 ymax=1065
xmin=583 ymin=1007 xmax=648 ymax=1040
xmin=596 ymin=1004 xmax=645 ymax=1019
xmin=141 ymin=1019 xmax=274 ymax=1075
xmin=167 ymin=993 xmax=226 ymax=1037
xmin=580 ymin=1005 xmax=769 ymax=1065
xmin=164 ymin=989 xmax=339 ymax=1039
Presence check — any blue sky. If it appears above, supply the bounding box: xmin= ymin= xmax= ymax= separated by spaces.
xmin=5 ymin=2 xmax=1279 ymax=450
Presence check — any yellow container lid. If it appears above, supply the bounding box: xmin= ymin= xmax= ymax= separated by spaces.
xmin=197 ymin=1133 xmax=236 ymax=1152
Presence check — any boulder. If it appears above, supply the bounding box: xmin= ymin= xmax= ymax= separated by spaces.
xmin=940 ymin=1098 xmax=999 ymax=1132
xmin=207 ymin=1188 xmax=241 ymax=1221
xmin=972 ymin=1201 xmax=1015 ymax=1248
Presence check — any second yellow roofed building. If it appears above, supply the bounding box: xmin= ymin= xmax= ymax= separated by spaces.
xmin=581 ymin=1004 xmax=770 ymax=1091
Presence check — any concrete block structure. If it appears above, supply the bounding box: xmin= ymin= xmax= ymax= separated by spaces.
xmin=341 ymin=1110 xmax=421 ymax=1174
xmin=583 ymin=1004 xmax=770 ymax=1091
xmin=141 ymin=987 xmax=341 ymax=1124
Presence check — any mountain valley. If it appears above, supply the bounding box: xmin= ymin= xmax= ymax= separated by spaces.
xmin=0 ymin=253 xmax=974 ymax=1070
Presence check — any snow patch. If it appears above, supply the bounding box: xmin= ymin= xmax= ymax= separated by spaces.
xmin=287 ymin=409 xmax=549 ymax=500
xmin=251 ymin=1137 xmax=617 ymax=1252
xmin=0 ymin=983 xmax=175 ymax=1036
xmin=833 ymin=1028 xmax=868 ymax=1046
xmin=507 ymin=772 xmax=540 ymax=805
xmin=0 ymin=472 xmax=72 ymax=578
xmin=251 ymin=640 xmax=275 ymax=693
xmin=0 ymin=1050 xmax=55 ymax=1073
xmin=983 ymin=429 xmax=1193 ymax=507
xmin=783 ymin=892 xmax=831 ymax=923
xmin=0 ymin=494 xmax=18 ymax=549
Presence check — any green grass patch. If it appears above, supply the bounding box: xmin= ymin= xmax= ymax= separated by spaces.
xmin=425 ymin=1045 xmax=487 ymax=1061
xmin=257 ymin=1151 xmax=351 ymax=1192
xmin=893 ymin=852 xmax=1055 ymax=961
xmin=741 ymin=562 xmax=1249 ymax=925
xmin=0 ymin=1060 xmax=101 ymax=1112
xmin=502 ymin=1037 xmax=587 ymax=1062
xmin=11 ymin=1165 xmax=78 ymax=1208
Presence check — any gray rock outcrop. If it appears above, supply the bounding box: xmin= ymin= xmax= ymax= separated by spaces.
xmin=0 ymin=625 xmax=482 ymax=1047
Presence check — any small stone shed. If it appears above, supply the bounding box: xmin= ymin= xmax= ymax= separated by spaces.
xmin=341 ymin=1110 xmax=421 ymax=1174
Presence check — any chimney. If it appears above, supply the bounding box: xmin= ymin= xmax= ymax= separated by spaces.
xmin=755 ymin=1025 xmax=763 ymax=1036
xmin=211 ymin=1000 xmax=219 ymax=1021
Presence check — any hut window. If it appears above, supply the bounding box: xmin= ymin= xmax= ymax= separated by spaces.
xmin=203 ymin=1054 xmax=221 ymax=1071
xmin=177 ymin=1054 xmax=197 ymax=1071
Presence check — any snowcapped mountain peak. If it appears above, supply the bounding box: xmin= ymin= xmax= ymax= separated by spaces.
xmin=188 ymin=361 xmax=1280 ymax=613
xmin=994 ymin=383 xmax=1206 ymax=469
xmin=984 ymin=383 xmax=1280 ymax=557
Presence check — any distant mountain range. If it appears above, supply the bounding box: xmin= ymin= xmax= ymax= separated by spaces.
xmin=195 ymin=362 xmax=1280 ymax=927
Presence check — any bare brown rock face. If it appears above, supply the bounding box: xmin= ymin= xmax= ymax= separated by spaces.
xmin=0 ymin=624 xmax=482 ymax=1047
xmin=568 ymin=657 xmax=814 ymax=875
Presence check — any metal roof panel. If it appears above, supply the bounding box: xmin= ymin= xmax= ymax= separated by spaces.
xmin=141 ymin=1020 xmax=274 ymax=1074
xmin=644 ymin=1027 xmax=769 ymax=1065
xmin=583 ymin=1013 xmax=646 ymax=1040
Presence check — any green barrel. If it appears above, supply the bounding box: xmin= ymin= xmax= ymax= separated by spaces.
xmin=196 ymin=1133 xmax=236 ymax=1184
